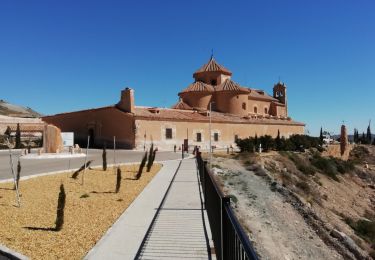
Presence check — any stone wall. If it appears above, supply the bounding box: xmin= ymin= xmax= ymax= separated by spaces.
xmin=135 ymin=119 xmax=304 ymax=150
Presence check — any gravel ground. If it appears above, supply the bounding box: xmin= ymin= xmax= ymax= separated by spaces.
xmin=0 ymin=164 xmax=161 ymax=259
xmin=212 ymin=156 xmax=343 ymax=260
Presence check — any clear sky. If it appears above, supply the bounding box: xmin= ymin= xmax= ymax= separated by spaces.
xmin=0 ymin=0 xmax=374 ymax=136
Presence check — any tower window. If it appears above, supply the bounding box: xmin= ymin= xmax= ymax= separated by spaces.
xmin=234 ymin=135 xmax=238 ymax=142
xmin=196 ymin=132 xmax=202 ymax=142
xmin=242 ymin=102 xmax=246 ymax=110
xmin=264 ymin=107 xmax=268 ymax=114
xmin=254 ymin=106 xmax=258 ymax=113
xmin=165 ymin=128 xmax=172 ymax=139
xmin=211 ymin=80 xmax=217 ymax=86
xmin=214 ymin=133 xmax=219 ymax=142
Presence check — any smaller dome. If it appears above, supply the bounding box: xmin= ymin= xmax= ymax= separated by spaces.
xmin=215 ymin=79 xmax=249 ymax=93
xmin=193 ymin=56 xmax=232 ymax=77
xmin=179 ymin=81 xmax=214 ymax=95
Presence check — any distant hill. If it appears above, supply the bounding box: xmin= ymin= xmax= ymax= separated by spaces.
xmin=0 ymin=100 xmax=42 ymax=118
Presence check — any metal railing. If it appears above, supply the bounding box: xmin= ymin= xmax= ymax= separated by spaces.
xmin=196 ymin=152 xmax=258 ymax=260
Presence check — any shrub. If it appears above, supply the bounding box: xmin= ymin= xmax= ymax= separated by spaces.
xmin=259 ymin=135 xmax=274 ymax=152
xmin=235 ymin=137 xmax=255 ymax=153
xmin=345 ymin=216 xmax=375 ymax=245
xmin=311 ymin=154 xmax=339 ymax=181
xmin=115 ymin=167 xmax=121 ymax=193
xmin=55 ymin=184 xmax=66 ymax=231
xmin=102 ymin=144 xmax=107 ymax=171
xmin=288 ymin=152 xmax=315 ymax=175
xmin=296 ymin=181 xmax=310 ymax=193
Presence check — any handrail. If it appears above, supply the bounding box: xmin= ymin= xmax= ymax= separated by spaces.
xmin=196 ymin=152 xmax=258 ymax=260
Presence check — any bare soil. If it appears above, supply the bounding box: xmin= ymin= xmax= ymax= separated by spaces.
xmin=0 ymin=164 xmax=161 ymax=259
xmin=212 ymin=156 xmax=344 ymax=260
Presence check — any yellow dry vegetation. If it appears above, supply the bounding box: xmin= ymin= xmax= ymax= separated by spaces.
xmin=0 ymin=163 xmax=161 ymax=259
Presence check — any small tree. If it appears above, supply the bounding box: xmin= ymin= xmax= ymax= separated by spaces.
xmin=367 ymin=122 xmax=372 ymax=144
xmin=275 ymin=130 xmax=281 ymax=150
xmin=14 ymin=159 xmax=21 ymax=190
xmin=319 ymin=127 xmax=323 ymax=144
xmin=4 ymin=126 xmax=11 ymax=138
xmin=135 ymin=151 xmax=148 ymax=180
xmin=115 ymin=167 xmax=121 ymax=193
xmin=55 ymin=184 xmax=66 ymax=231
xmin=146 ymin=144 xmax=155 ymax=172
xmin=102 ymin=144 xmax=107 ymax=171
xmin=15 ymin=123 xmax=21 ymax=149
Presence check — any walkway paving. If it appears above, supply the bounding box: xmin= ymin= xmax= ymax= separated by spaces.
xmin=85 ymin=158 xmax=213 ymax=260
xmin=137 ymin=159 xmax=213 ymax=259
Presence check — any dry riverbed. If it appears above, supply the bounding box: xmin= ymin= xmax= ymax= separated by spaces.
xmin=0 ymin=164 xmax=161 ymax=259
xmin=211 ymin=156 xmax=343 ymax=260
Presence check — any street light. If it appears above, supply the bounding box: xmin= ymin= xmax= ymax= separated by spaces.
xmin=209 ymin=101 xmax=215 ymax=170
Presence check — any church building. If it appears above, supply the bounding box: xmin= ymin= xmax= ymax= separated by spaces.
xmin=42 ymin=57 xmax=304 ymax=150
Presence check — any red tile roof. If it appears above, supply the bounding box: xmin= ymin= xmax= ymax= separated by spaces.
xmin=248 ymin=88 xmax=279 ymax=102
xmin=171 ymin=100 xmax=193 ymax=110
xmin=215 ymin=79 xmax=250 ymax=93
xmin=193 ymin=57 xmax=232 ymax=76
xmin=134 ymin=107 xmax=304 ymax=126
xmin=179 ymin=81 xmax=214 ymax=94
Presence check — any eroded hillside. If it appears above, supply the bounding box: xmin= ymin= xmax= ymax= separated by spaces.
xmin=208 ymin=145 xmax=375 ymax=259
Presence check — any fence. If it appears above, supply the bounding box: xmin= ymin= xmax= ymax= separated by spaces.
xmin=196 ymin=152 xmax=258 ymax=260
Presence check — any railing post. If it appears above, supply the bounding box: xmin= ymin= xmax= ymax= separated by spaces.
xmin=221 ymin=196 xmax=230 ymax=260
xmin=202 ymin=160 xmax=207 ymax=209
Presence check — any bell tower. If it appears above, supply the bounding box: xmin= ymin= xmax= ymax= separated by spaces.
xmin=273 ymin=82 xmax=287 ymax=115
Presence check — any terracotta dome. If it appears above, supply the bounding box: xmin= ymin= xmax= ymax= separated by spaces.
xmin=178 ymin=81 xmax=214 ymax=110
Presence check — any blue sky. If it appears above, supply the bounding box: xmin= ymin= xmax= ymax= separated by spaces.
xmin=0 ymin=0 xmax=374 ymax=136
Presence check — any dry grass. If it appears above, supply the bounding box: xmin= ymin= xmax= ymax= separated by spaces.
xmin=0 ymin=163 xmax=162 ymax=259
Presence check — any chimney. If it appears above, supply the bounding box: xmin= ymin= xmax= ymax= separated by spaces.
xmin=117 ymin=88 xmax=135 ymax=113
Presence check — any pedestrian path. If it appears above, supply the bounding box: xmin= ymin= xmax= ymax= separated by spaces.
xmin=137 ymin=159 xmax=213 ymax=259
xmin=85 ymin=158 xmax=213 ymax=260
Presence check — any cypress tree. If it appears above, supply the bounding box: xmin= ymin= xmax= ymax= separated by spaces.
xmin=362 ymin=132 xmax=366 ymax=144
xmin=15 ymin=123 xmax=21 ymax=149
xmin=146 ymin=144 xmax=155 ymax=172
xmin=55 ymin=184 xmax=66 ymax=231
xmin=366 ymin=123 xmax=372 ymax=144
xmin=14 ymin=159 xmax=21 ymax=190
xmin=319 ymin=127 xmax=323 ymax=144
xmin=275 ymin=130 xmax=281 ymax=150
xmin=115 ymin=167 xmax=121 ymax=193
xmin=102 ymin=144 xmax=107 ymax=171
xmin=136 ymin=151 xmax=148 ymax=180
xmin=353 ymin=128 xmax=358 ymax=143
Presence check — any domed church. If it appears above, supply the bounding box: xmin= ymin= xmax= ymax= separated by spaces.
xmin=43 ymin=57 xmax=304 ymax=150
xmin=174 ymin=56 xmax=288 ymax=118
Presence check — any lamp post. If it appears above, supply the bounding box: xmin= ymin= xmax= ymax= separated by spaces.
xmin=209 ymin=101 xmax=214 ymax=170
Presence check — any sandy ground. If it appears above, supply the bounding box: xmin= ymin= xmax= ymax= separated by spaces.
xmin=212 ymin=156 xmax=343 ymax=260
xmin=0 ymin=163 xmax=161 ymax=259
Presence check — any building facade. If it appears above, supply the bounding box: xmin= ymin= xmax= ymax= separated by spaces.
xmin=43 ymin=57 xmax=304 ymax=150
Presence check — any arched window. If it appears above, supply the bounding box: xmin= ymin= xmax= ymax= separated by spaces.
xmin=264 ymin=107 xmax=268 ymax=114
xmin=254 ymin=106 xmax=258 ymax=114
xmin=242 ymin=102 xmax=246 ymax=110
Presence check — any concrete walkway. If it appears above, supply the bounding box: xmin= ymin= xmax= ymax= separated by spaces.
xmin=86 ymin=158 xmax=213 ymax=260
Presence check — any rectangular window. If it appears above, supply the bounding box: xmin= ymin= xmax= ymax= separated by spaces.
xmin=165 ymin=128 xmax=172 ymax=139
xmin=214 ymin=133 xmax=219 ymax=142
xmin=234 ymin=135 xmax=238 ymax=142
xmin=196 ymin=132 xmax=202 ymax=142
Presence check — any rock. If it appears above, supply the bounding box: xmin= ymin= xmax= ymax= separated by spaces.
xmin=330 ymin=229 xmax=369 ymax=259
